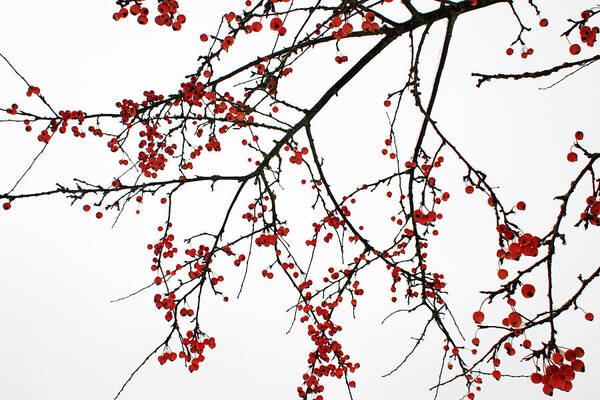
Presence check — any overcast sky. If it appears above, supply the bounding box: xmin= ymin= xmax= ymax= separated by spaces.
xmin=1 ymin=1 xmax=599 ymax=400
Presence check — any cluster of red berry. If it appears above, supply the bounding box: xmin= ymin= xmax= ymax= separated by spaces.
xmin=531 ymin=347 xmax=586 ymax=395
xmin=495 ymin=225 xmax=540 ymax=261
xmin=361 ymin=11 xmax=380 ymax=32
xmin=205 ymin=136 xmax=221 ymax=152
xmin=113 ymin=0 xmax=185 ymax=30
xmin=334 ymin=55 xmax=349 ymax=64
xmin=569 ymin=10 xmax=599 ymax=55
xmin=580 ymin=195 xmax=600 ymax=226
xmin=26 ymin=85 xmax=40 ymax=97
xmin=296 ymin=303 xmax=358 ymax=399
xmin=289 ymin=147 xmax=308 ymax=165
xmin=5 ymin=103 xmax=18 ymax=115
xmin=269 ymin=17 xmax=286 ymax=35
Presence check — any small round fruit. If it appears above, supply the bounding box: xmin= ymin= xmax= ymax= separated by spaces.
xmin=569 ymin=44 xmax=581 ymax=55
xmin=508 ymin=312 xmax=522 ymax=328
xmin=498 ymin=269 xmax=508 ymax=279
xmin=531 ymin=372 xmax=542 ymax=384
xmin=521 ymin=284 xmax=535 ymax=298
xmin=473 ymin=311 xmax=485 ymax=324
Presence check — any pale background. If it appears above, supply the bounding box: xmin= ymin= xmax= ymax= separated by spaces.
xmin=0 ymin=1 xmax=599 ymax=399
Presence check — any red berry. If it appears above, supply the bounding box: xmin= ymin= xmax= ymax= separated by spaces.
xmin=270 ymin=17 xmax=283 ymax=31
xmin=552 ymin=352 xmax=564 ymax=364
xmin=506 ymin=48 xmax=514 ymax=56
xmin=96 ymin=211 xmax=103 ymax=218
xmin=492 ymin=370 xmax=501 ymax=380
xmin=521 ymin=284 xmax=535 ymax=298
xmin=508 ymin=312 xmax=522 ymax=328
xmin=585 ymin=312 xmax=594 ymax=321
xmin=465 ymin=185 xmax=474 ymax=194
xmin=569 ymin=44 xmax=581 ymax=55
xmin=572 ymin=359 xmax=585 ymax=372
xmin=531 ymin=372 xmax=543 ymax=384
xmin=575 ymin=131 xmax=584 ymax=140
xmin=251 ymin=21 xmax=262 ymax=32
xmin=473 ymin=311 xmax=485 ymax=324
xmin=383 ymin=100 xmax=391 ymax=107
xmin=539 ymin=18 xmax=548 ymax=27
xmin=2 ymin=202 xmax=11 ymax=210
xmin=498 ymin=269 xmax=508 ymax=279
xmin=567 ymin=152 xmax=578 ymax=162
xmin=516 ymin=201 xmax=526 ymax=210
xmin=83 ymin=205 xmax=91 ymax=212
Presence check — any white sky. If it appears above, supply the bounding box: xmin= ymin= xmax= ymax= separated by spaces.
xmin=1 ymin=1 xmax=599 ymax=400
